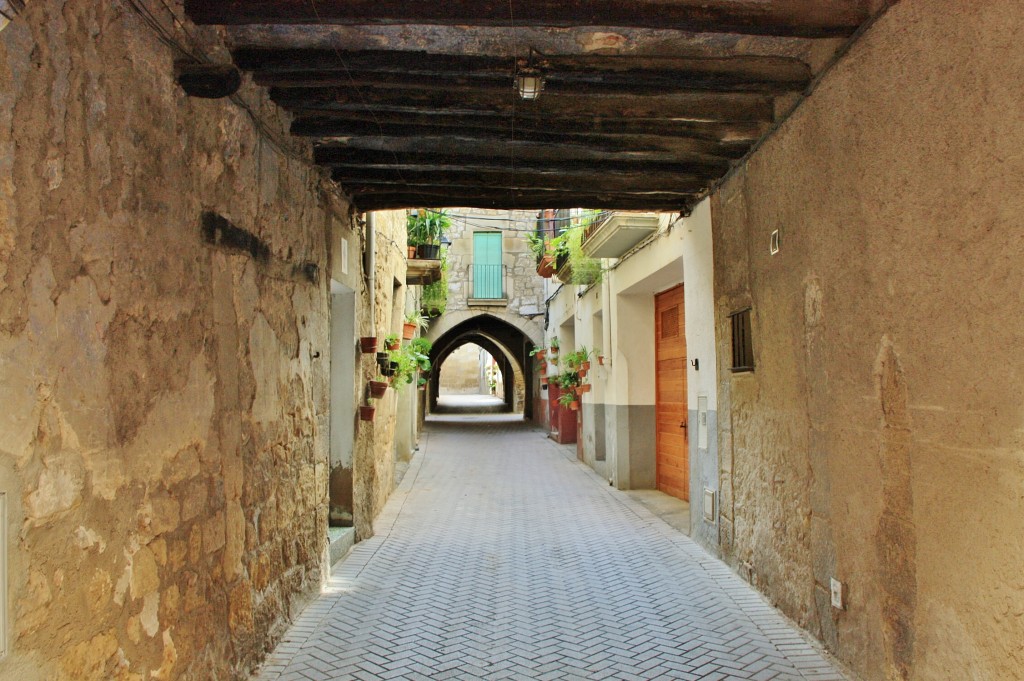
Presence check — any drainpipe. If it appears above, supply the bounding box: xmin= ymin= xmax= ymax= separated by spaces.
xmin=602 ymin=265 xmax=616 ymax=486
xmin=364 ymin=212 xmax=376 ymax=330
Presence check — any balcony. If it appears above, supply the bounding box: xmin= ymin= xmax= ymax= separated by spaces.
xmin=467 ymin=263 xmax=508 ymax=306
xmin=580 ymin=212 xmax=660 ymax=259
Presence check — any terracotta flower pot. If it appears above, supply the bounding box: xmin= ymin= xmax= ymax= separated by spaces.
xmin=578 ymin=383 xmax=592 ymax=393
xmin=569 ymin=401 xmax=579 ymax=411
xmin=578 ymin=368 xmax=588 ymax=379
xmin=537 ymin=255 xmax=555 ymax=278
xmin=535 ymin=349 xmax=546 ymax=361
xmin=402 ymin=323 xmax=416 ymax=340
xmin=597 ymin=356 xmax=605 ymax=366
xmin=407 ymin=246 xmax=417 ymax=258
xmin=359 ymin=405 xmax=376 ymax=421
xmin=581 ymin=361 xmax=591 ymax=372
xmin=385 ymin=339 xmax=400 ymax=351
xmin=368 ymin=381 xmax=388 ymax=399
xmin=359 ymin=337 xmax=378 ymax=354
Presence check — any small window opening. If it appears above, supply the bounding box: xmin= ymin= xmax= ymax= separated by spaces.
xmin=729 ymin=308 xmax=754 ymax=373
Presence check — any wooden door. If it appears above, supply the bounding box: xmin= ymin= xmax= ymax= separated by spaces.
xmin=655 ymin=285 xmax=689 ymax=501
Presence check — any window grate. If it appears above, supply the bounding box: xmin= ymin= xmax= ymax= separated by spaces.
xmin=660 ymin=308 xmax=679 ymax=339
xmin=729 ymin=308 xmax=754 ymax=372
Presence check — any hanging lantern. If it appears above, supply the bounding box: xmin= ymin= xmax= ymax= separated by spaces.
xmin=515 ymin=48 xmax=546 ymax=101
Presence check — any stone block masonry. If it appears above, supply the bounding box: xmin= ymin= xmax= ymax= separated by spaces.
xmin=0 ymin=2 xmax=398 ymax=679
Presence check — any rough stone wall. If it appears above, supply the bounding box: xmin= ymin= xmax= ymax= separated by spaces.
xmin=712 ymin=1 xmax=1024 ymax=679
xmin=439 ymin=343 xmax=486 ymax=394
xmin=0 ymin=2 xmax=351 ymax=679
xmin=350 ymin=209 xmax=408 ymax=541
xmin=444 ymin=209 xmax=546 ymax=317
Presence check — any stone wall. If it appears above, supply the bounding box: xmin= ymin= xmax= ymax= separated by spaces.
xmin=444 ymin=209 xmax=546 ymax=318
xmin=711 ymin=1 xmax=1024 ymax=678
xmin=0 ymin=2 xmax=397 ymax=679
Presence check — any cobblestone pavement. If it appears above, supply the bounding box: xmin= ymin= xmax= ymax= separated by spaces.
xmin=256 ymin=415 xmax=848 ymax=681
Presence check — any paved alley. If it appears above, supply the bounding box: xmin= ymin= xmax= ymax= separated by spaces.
xmin=256 ymin=416 xmax=847 ymax=681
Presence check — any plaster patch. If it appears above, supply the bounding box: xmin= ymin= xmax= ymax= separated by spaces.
xmin=25 ymin=453 xmax=84 ymax=521
xmin=74 ymin=525 xmax=107 ymax=553
xmin=140 ymin=591 xmax=160 ymax=637
xmin=124 ymin=357 xmax=214 ymax=484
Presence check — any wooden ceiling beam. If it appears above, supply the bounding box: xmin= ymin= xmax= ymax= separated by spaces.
xmin=334 ymin=167 xmax=706 ymax=188
xmin=291 ymin=112 xmax=767 ymax=143
xmin=186 ymin=1 xmax=868 ymax=38
xmin=235 ymin=49 xmax=811 ymax=95
xmin=316 ymin=149 xmax=730 ymax=176
xmin=353 ymin=191 xmax=697 ymax=212
xmin=334 ymin=169 xmax=708 ymax=194
xmin=315 ymin=137 xmax=741 ymax=164
xmin=271 ymin=87 xmax=774 ymax=122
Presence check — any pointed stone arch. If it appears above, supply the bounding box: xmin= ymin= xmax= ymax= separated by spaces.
xmin=429 ymin=313 xmax=540 ymax=418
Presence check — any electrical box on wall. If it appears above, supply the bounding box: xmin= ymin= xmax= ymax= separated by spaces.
xmin=697 ymin=395 xmax=708 ymax=449
xmin=830 ymin=577 xmax=845 ymax=610
xmin=702 ymin=488 xmax=716 ymax=522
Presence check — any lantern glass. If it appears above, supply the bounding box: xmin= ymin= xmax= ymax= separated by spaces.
xmin=516 ymin=73 xmax=544 ymax=100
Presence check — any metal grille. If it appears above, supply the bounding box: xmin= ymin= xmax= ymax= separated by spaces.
xmin=660 ymin=308 xmax=679 ymax=338
xmin=729 ymin=308 xmax=754 ymax=372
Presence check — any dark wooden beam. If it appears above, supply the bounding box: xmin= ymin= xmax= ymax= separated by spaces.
xmin=292 ymin=112 xmax=767 ymax=143
xmin=315 ymin=149 xmax=731 ymax=177
xmin=315 ymin=137 xmax=739 ymax=165
xmin=332 ymin=168 xmax=709 ymax=194
xmin=353 ymin=190 xmax=696 ymax=212
xmin=309 ymin=129 xmax=750 ymax=158
xmin=271 ymin=87 xmax=774 ymax=122
xmin=186 ymin=1 xmax=868 ymax=38
xmin=236 ymin=49 xmax=811 ymax=95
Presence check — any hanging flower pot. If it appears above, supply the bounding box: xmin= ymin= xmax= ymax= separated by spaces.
xmin=385 ymin=336 xmax=401 ymax=351
xmin=578 ymin=368 xmax=588 ymax=380
xmin=536 ymin=255 xmax=555 ymax=278
xmin=580 ymin=360 xmax=591 ymax=372
xmin=578 ymin=383 xmax=592 ymax=393
xmin=359 ymin=405 xmax=376 ymax=421
xmin=368 ymin=380 xmax=388 ymax=399
xmin=402 ymin=322 xmax=417 ymax=340
xmin=359 ymin=337 xmax=378 ymax=354
xmin=597 ymin=356 xmax=605 ymax=366
xmin=569 ymin=401 xmax=579 ymax=411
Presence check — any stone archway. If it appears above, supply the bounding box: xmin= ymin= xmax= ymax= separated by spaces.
xmin=429 ymin=314 xmax=538 ymax=419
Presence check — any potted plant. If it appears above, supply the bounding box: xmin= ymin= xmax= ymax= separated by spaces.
xmin=409 ymin=337 xmax=433 ymax=356
xmin=384 ymin=333 xmax=401 ymax=351
xmin=549 ymin=336 xmax=560 ymax=355
xmin=359 ymin=336 xmax=378 ymax=354
xmin=408 ymin=209 xmax=450 ymax=260
xmin=368 ymin=377 xmax=388 ymax=399
xmin=359 ymin=404 xmax=376 ymax=421
xmin=595 ymin=347 xmax=604 ymax=365
xmin=557 ymin=390 xmax=579 ymax=411
xmin=403 ymin=311 xmax=429 ymax=340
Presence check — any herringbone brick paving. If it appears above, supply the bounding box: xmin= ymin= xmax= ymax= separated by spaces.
xmin=255 ymin=415 xmax=848 ymax=681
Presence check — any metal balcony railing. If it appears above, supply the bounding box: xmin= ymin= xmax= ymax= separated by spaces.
xmin=468 ymin=263 xmax=506 ymax=300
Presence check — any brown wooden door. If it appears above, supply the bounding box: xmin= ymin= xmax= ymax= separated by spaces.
xmin=655 ymin=285 xmax=689 ymax=501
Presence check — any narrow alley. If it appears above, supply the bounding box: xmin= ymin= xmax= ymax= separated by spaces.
xmin=258 ymin=416 xmax=845 ymax=681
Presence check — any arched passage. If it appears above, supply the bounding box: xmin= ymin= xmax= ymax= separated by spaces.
xmin=429 ymin=314 xmax=537 ymax=419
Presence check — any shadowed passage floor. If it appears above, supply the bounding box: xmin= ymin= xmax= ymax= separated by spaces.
xmin=256 ymin=416 xmax=847 ymax=681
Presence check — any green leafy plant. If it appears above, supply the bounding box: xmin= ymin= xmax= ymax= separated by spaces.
xmin=389 ymin=343 xmax=432 ymax=389
xmin=421 ymin=255 xmax=448 ymax=316
xmin=383 ymin=333 xmax=401 ymax=350
xmin=557 ymin=390 xmax=578 ymax=408
xmin=409 ymin=337 xmax=433 ymax=355
xmin=404 ymin=311 xmax=430 ymax=332
xmin=407 ymin=209 xmax=451 ymax=246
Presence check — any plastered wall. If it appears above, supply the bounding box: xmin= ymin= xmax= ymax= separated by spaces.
xmin=712 ymin=1 xmax=1024 ymax=678
xmin=0 ymin=2 xmax=401 ymax=679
